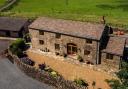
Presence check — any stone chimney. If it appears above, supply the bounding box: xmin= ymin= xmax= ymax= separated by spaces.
xmin=101 ymin=16 xmax=106 ymax=24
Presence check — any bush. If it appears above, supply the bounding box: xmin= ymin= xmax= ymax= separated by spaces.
xmin=121 ymin=62 xmax=128 ymax=70
xmin=44 ymin=67 xmax=53 ymax=72
xmin=15 ymin=38 xmax=26 ymax=50
xmin=106 ymin=61 xmax=128 ymax=89
xmin=39 ymin=63 xmax=46 ymax=70
xmin=74 ymin=78 xmax=88 ymax=87
xmin=63 ymin=53 xmax=67 ymax=58
xmin=55 ymin=52 xmax=59 ymax=56
xmin=9 ymin=38 xmax=26 ymax=57
xmin=92 ymin=81 xmax=96 ymax=87
xmin=16 ymin=48 xmax=23 ymax=58
xmin=105 ymin=79 xmax=121 ymax=89
xmin=50 ymin=71 xmax=58 ymax=78
xmin=77 ymin=55 xmax=84 ymax=62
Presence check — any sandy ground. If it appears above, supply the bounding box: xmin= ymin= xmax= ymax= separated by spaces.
xmin=27 ymin=50 xmax=116 ymax=89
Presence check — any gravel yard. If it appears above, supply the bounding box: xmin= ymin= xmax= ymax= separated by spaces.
xmin=27 ymin=49 xmax=117 ymax=89
xmin=0 ymin=40 xmax=11 ymax=53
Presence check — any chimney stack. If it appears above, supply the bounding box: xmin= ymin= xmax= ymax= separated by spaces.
xmin=101 ymin=16 xmax=106 ymax=24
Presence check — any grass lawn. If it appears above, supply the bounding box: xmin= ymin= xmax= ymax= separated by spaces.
xmin=2 ymin=0 xmax=128 ymax=29
xmin=0 ymin=0 xmax=5 ymax=7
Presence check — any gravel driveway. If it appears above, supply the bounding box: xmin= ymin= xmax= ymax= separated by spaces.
xmin=0 ymin=40 xmax=53 ymax=89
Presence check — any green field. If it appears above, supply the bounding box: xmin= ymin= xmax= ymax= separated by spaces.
xmin=0 ymin=0 xmax=5 ymax=6
xmin=3 ymin=0 xmax=128 ymax=29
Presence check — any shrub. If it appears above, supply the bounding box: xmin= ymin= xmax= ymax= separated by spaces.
xmin=121 ymin=62 xmax=128 ymax=70
xmin=105 ymin=79 xmax=121 ymax=89
xmin=92 ymin=81 xmax=96 ymax=89
xmin=50 ymin=71 xmax=58 ymax=78
xmin=63 ymin=53 xmax=67 ymax=58
xmin=106 ymin=62 xmax=128 ymax=89
xmin=9 ymin=38 xmax=26 ymax=57
xmin=16 ymin=48 xmax=23 ymax=58
xmin=74 ymin=78 xmax=88 ymax=87
xmin=55 ymin=52 xmax=59 ymax=56
xmin=77 ymin=55 xmax=84 ymax=62
xmin=45 ymin=67 xmax=53 ymax=72
xmin=39 ymin=63 xmax=46 ymax=70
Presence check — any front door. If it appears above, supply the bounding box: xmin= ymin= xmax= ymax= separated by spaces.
xmin=67 ymin=43 xmax=77 ymax=55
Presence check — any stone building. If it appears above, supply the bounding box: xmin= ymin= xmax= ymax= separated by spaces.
xmin=0 ymin=17 xmax=29 ymax=38
xmin=101 ymin=36 xmax=126 ymax=68
xmin=29 ymin=17 xmax=126 ymax=66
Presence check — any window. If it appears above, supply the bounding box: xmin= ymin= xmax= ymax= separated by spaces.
xmin=39 ymin=30 xmax=44 ymax=35
xmin=106 ymin=53 xmax=113 ymax=60
xmin=56 ymin=33 xmax=61 ymax=38
xmin=84 ymin=50 xmax=91 ymax=55
xmin=86 ymin=39 xmax=92 ymax=44
xmin=39 ymin=40 xmax=44 ymax=45
xmin=67 ymin=43 xmax=77 ymax=54
xmin=55 ymin=44 xmax=60 ymax=50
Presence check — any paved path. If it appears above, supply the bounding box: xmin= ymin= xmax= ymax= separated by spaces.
xmin=0 ymin=40 xmax=53 ymax=89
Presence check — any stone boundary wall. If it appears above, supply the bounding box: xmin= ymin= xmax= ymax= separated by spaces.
xmin=7 ymin=50 xmax=88 ymax=89
xmin=0 ymin=0 xmax=19 ymax=12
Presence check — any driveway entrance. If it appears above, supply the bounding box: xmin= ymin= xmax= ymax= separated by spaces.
xmin=0 ymin=39 xmax=53 ymax=89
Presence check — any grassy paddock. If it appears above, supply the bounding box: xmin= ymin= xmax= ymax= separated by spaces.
xmin=0 ymin=0 xmax=5 ymax=6
xmin=2 ymin=0 xmax=128 ymax=29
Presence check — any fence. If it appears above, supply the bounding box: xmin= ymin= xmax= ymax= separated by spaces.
xmin=0 ymin=0 xmax=19 ymax=12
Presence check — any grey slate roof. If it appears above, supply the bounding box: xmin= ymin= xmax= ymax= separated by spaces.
xmin=102 ymin=36 xmax=126 ymax=56
xmin=0 ymin=17 xmax=28 ymax=31
xmin=29 ymin=17 xmax=105 ymax=40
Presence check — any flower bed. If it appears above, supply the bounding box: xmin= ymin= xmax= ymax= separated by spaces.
xmin=7 ymin=50 xmax=88 ymax=89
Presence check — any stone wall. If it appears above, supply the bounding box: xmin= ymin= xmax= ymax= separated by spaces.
xmin=0 ymin=0 xmax=19 ymax=12
xmin=7 ymin=51 xmax=88 ymax=89
xmin=29 ymin=28 xmax=99 ymax=64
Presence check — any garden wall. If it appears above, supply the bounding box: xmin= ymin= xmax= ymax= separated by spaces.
xmin=0 ymin=0 xmax=19 ymax=12
xmin=7 ymin=50 xmax=88 ymax=89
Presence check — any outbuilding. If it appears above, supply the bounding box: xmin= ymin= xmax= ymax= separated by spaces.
xmin=0 ymin=17 xmax=29 ymax=38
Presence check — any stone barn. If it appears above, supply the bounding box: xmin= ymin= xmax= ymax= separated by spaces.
xmin=0 ymin=17 xmax=29 ymax=38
